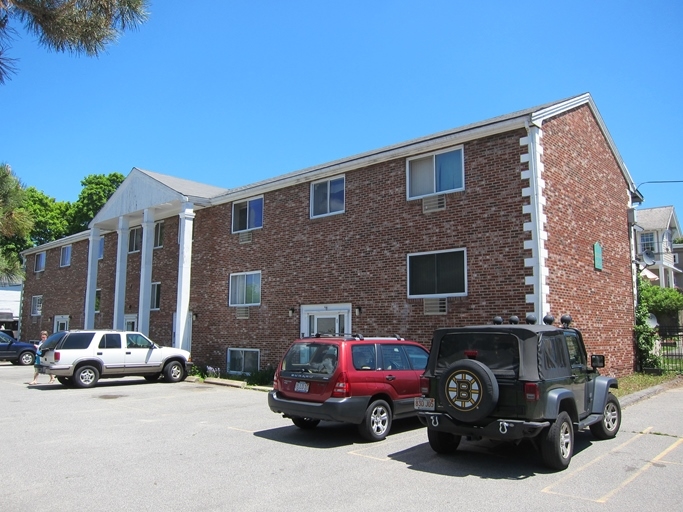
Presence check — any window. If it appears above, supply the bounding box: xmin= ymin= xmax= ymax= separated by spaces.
xmin=128 ymin=227 xmax=142 ymax=253
xmin=228 ymin=348 xmax=260 ymax=374
xmin=154 ymin=222 xmax=164 ymax=248
xmin=98 ymin=236 xmax=105 ymax=259
xmin=126 ymin=333 xmax=154 ymax=349
xmin=60 ymin=245 xmax=72 ymax=267
xmin=34 ymin=252 xmax=46 ymax=272
xmin=229 ymin=271 xmax=261 ymax=306
xmin=311 ymin=176 xmax=345 ymax=218
xmin=61 ymin=332 xmax=95 ymax=350
xmin=95 ymin=289 xmax=101 ymax=313
xmin=98 ymin=333 xmax=122 ymax=349
xmin=408 ymin=248 xmax=467 ymax=298
xmin=352 ymin=345 xmax=377 ymax=370
xmin=640 ymin=232 xmax=655 ymax=253
xmin=31 ymin=296 xmax=43 ymax=316
xmin=407 ymin=147 xmax=464 ymax=199
xmin=150 ymin=282 xmax=161 ymax=310
xmin=232 ymin=197 xmax=263 ymax=233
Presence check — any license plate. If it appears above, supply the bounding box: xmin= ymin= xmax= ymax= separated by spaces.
xmin=414 ymin=397 xmax=435 ymax=411
xmin=294 ymin=381 xmax=309 ymax=393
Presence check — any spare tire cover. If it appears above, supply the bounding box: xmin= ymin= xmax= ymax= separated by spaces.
xmin=438 ymin=359 xmax=499 ymax=423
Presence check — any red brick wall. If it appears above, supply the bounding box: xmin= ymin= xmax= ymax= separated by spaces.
xmin=541 ymin=105 xmax=635 ymax=376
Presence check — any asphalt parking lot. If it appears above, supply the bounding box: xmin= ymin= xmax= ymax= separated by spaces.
xmin=1 ymin=362 xmax=682 ymax=512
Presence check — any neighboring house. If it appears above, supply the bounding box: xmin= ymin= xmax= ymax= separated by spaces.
xmin=20 ymin=93 xmax=642 ymax=376
xmin=675 ymin=242 xmax=683 ymax=290
xmin=635 ymin=206 xmax=681 ymax=288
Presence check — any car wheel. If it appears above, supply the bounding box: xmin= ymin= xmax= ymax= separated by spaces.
xmin=18 ymin=351 xmax=35 ymax=366
xmin=359 ymin=399 xmax=392 ymax=441
xmin=438 ymin=359 xmax=499 ymax=423
xmin=291 ymin=417 xmax=321 ymax=429
xmin=73 ymin=366 xmax=99 ymax=389
xmin=57 ymin=377 xmax=73 ymax=387
xmin=590 ymin=393 xmax=621 ymax=440
xmin=163 ymin=361 xmax=186 ymax=383
xmin=540 ymin=411 xmax=573 ymax=470
xmin=144 ymin=374 xmax=161 ymax=382
xmin=427 ymin=428 xmax=461 ymax=454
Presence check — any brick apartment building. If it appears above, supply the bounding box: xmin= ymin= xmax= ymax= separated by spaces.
xmin=20 ymin=93 xmax=642 ymax=376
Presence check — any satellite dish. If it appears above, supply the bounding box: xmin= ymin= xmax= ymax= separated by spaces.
xmin=646 ymin=313 xmax=658 ymax=328
xmin=642 ymin=250 xmax=656 ymax=266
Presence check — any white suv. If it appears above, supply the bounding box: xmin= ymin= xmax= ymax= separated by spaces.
xmin=38 ymin=330 xmax=192 ymax=388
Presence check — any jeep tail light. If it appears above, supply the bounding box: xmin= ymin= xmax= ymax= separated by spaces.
xmin=420 ymin=375 xmax=430 ymax=395
xmin=524 ymin=382 xmax=540 ymax=401
xmin=464 ymin=350 xmax=478 ymax=359
xmin=332 ymin=372 xmax=349 ymax=398
xmin=54 ymin=351 xmax=61 ymax=362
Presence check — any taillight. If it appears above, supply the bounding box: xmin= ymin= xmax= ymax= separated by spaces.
xmin=272 ymin=370 xmax=280 ymax=391
xmin=332 ymin=372 xmax=349 ymax=398
xmin=54 ymin=351 xmax=61 ymax=362
xmin=420 ymin=375 xmax=430 ymax=395
xmin=524 ymin=382 xmax=540 ymax=401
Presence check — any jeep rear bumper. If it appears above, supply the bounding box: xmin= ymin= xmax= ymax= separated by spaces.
xmin=418 ymin=412 xmax=549 ymax=441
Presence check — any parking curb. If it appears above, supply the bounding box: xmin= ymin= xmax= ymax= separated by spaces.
xmin=186 ymin=375 xmax=271 ymax=392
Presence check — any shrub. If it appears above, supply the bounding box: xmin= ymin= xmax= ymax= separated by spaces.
xmin=246 ymin=366 xmax=275 ymax=386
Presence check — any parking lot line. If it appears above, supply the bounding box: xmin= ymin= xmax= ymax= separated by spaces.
xmin=542 ymin=427 xmax=653 ymax=500
xmin=595 ymin=437 xmax=683 ymax=503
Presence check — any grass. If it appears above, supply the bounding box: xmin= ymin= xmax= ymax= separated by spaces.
xmin=612 ymin=372 xmax=681 ymax=398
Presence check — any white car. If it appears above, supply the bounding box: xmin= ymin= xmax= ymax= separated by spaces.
xmin=38 ymin=330 xmax=192 ymax=388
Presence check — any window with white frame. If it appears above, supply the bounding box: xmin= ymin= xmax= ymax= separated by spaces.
xmin=98 ymin=236 xmax=105 ymax=259
xmin=407 ymin=147 xmax=464 ymax=199
xmin=31 ymin=295 xmax=43 ymax=316
xmin=60 ymin=245 xmax=72 ymax=267
xmin=229 ymin=271 xmax=261 ymax=306
xmin=128 ymin=227 xmax=142 ymax=253
xmin=95 ymin=289 xmax=101 ymax=313
xmin=34 ymin=251 xmax=46 ymax=272
xmin=407 ymin=248 xmax=467 ymax=298
xmin=228 ymin=348 xmax=260 ymax=374
xmin=232 ymin=197 xmax=263 ymax=233
xmin=150 ymin=282 xmax=161 ymax=310
xmin=640 ymin=232 xmax=655 ymax=253
xmin=154 ymin=221 xmax=164 ymax=248
xmin=311 ymin=176 xmax=345 ymax=218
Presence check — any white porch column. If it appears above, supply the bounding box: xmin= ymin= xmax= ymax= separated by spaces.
xmin=113 ymin=217 xmax=129 ymax=330
xmin=175 ymin=202 xmax=195 ymax=350
xmin=84 ymin=227 xmax=100 ymax=329
xmin=137 ymin=209 xmax=155 ymax=336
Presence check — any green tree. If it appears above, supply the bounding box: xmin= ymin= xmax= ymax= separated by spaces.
xmin=67 ymin=172 xmax=125 ymax=234
xmin=634 ymin=275 xmax=661 ymax=370
xmin=639 ymin=279 xmax=683 ymax=318
xmin=0 ymin=163 xmax=33 ymax=284
xmin=24 ymin=187 xmax=70 ymax=245
xmin=0 ymin=0 xmax=149 ymax=84
xmin=674 ymin=236 xmax=683 ymax=244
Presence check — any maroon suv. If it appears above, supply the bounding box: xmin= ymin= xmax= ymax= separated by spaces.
xmin=268 ymin=335 xmax=429 ymax=441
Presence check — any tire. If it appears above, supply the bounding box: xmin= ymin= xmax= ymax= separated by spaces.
xmin=358 ymin=399 xmax=392 ymax=441
xmin=291 ymin=417 xmax=321 ymax=429
xmin=18 ymin=351 xmax=35 ymax=366
xmin=540 ymin=411 xmax=574 ymax=470
xmin=144 ymin=374 xmax=161 ymax=382
xmin=427 ymin=428 xmax=461 ymax=454
xmin=438 ymin=359 xmax=499 ymax=423
xmin=73 ymin=366 xmax=99 ymax=389
xmin=57 ymin=377 xmax=73 ymax=387
xmin=163 ymin=361 xmax=186 ymax=383
xmin=590 ymin=393 xmax=621 ymax=440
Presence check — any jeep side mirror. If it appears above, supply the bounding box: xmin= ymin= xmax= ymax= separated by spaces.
xmin=591 ymin=355 xmax=605 ymax=368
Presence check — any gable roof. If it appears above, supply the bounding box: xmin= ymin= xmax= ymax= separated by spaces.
xmin=90 ymin=168 xmax=230 ymax=230
xmin=637 ymin=206 xmax=680 ymax=233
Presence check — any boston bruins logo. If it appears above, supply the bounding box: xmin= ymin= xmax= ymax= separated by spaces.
xmin=445 ymin=369 xmax=482 ymax=411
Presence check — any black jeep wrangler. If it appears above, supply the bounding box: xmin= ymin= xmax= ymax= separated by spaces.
xmin=415 ymin=314 xmax=621 ymax=470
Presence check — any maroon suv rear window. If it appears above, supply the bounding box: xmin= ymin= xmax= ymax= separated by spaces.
xmin=282 ymin=342 xmax=339 ymax=375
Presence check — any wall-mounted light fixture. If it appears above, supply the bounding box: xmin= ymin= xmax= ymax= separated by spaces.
xmin=355 ymin=306 xmax=362 ymax=316
xmin=192 ymin=313 xmax=198 ymax=321
xmin=288 ymin=308 xmax=295 ymax=317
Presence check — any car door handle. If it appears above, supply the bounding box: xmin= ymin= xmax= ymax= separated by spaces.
xmin=126 ymin=351 xmax=132 ymax=355
xmin=386 ymin=375 xmax=396 ymax=381
xmin=97 ymin=352 xmax=103 ymax=355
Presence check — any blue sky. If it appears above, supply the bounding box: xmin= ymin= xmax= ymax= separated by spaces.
xmin=3 ymin=0 xmax=682 ymax=225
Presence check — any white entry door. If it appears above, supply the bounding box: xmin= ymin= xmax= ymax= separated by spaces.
xmin=300 ymin=304 xmax=352 ymax=337
xmin=54 ymin=315 xmax=69 ymax=332
xmin=124 ymin=314 xmax=137 ymax=332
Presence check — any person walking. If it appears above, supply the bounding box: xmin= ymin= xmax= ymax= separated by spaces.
xmin=28 ymin=331 xmax=54 ymax=385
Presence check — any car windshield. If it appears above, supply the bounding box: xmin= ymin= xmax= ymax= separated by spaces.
xmin=281 ymin=342 xmax=339 ymax=374
xmin=436 ymin=332 xmax=519 ymax=376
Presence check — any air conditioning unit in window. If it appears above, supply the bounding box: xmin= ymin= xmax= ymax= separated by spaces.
xmin=424 ymin=298 xmax=447 ymax=315
xmin=422 ymin=195 xmax=446 ymax=213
